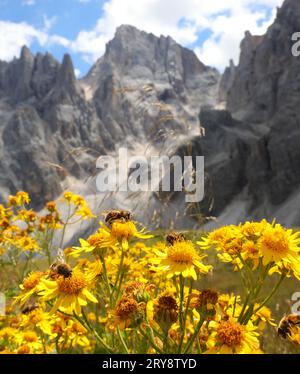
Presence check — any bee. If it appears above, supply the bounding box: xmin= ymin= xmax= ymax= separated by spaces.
xmin=49 ymin=249 xmax=73 ymax=279
xmin=104 ymin=210 xmax=132 ymax=225
xmin=166 ymin=232 xmax=186 ymax=246
xmin=22 ymin=303 xmax=39 ymax=314
xmin=277 ymin=314 xmax=300 ymax=338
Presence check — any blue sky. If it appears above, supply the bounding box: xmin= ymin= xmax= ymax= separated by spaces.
xmin=0 ymin=0 xmax=284 ymax=77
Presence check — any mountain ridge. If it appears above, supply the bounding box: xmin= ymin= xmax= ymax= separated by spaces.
xmin=1 ymin=0 xmax=300 ymax=228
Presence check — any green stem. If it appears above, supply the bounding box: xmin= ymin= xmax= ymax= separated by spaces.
xmin=117 ymin=327 xmax=130 ymax=354
xmin=138 ymin=326 xmax=163 ymax=354
xmin=178 ymin=278 xmax=193 ymax=353
xmin=100 ymin=254 xmax=113 ymax=305
xmin=252 ymin=273 xmax=286 ymax=317
xmin=113 ymin=248 xmax=125 ymax=300
xmin=183 ymin=316 xmax=204 ymax=354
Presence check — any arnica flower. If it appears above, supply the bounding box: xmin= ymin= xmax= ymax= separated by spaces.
xmin=70 ymin=229 xmax=118 ymax=258
xmin=102 ymin=221 xmax=152 ymax=250
xmin=240 ymin=220 xmax=269 ymax=240
xmin=16 ymin=331 xmax=44 ymax=354
xmin=123 ymin=281 xmax=151 ymax=303
xmin=62 ymin=191 xmax=95 ymax=220
xmin=257 ymin=224 xmax=300 ymax=266
xmin=241 ymin=240 xmax=260 ymax=269
xmin=152 ymin=240 xmax=212 ymax=280
xmin=8 ymin=191 xmax=30 ymax=207
xmin=198 ymin=225 xmax=241 ymax=251
xmin=20 ymin=306 xmax=52 ymax=336
xmin=15 ymin=236 xmax=40 ymax=253
xmin=206 ymin=317 xmax=260 ymax=354
xmin=15 ymin=271 xmax=44 ymax=305
xmin=190 ymin=289 xmax=219 ymax=316
xmin=39 ymin=267 xmax=98 ymax=315
xmin=114 ymin=295 xmax=144 ymax=329
xmin=16 ymin=209 xmax=37 ymax=223
xmin=0 ymin=327 xmax=17 ymax=340
xmin=152 ymin=291 xmax=179 ymax=332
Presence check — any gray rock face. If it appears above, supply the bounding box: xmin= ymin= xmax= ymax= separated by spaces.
xmin=83 ymin=25 xmax=220 ymax=145
xmin=0 ymin=47 xmax=105 ymax=208
xmin=0 ymin=25 xmax=220 ymax=211
xmin=180 ymin=0 xmax=300 ymax=227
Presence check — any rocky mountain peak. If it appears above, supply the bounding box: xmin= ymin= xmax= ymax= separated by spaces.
xmin=82 ymin=23 xmax=219 ymax=146
xmin=49 ymin=53 xmax=79 ymax=103
xmin=20 ymin=45 xmax=34 ymax=63
xmin=59 ymin=53 xmax=76 ymax=85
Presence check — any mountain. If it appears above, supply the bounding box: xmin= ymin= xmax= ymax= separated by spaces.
xmin=177 ymin=0 xmax=300 ymax=228
xmin=0 ymin=47 xmax=106 ymax=208
xmin=83 ymin=25 xmax=219 ymax=144
xmin=1 ymin=0 xmax=300 ymax=229
xmin=0 ymin=25 xmax=219 ymax=213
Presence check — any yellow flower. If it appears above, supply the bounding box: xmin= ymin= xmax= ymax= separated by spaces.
xmin=39 ymin=268 xmax=98 ymax=315
xmin=240 ymin=220 xmax=269 ymax=239
xmin=15 ymin=330 xmax=44 ymax=353
xmin=206 ymin=317 xmax=260 ymax=354
xmin=70 ymin=229 xmax=118 ymax=258
xmin=241 ymin=240 xmax=260 ymax=267
xmin=8 ymin=191 xmax=30 ymax=206
xmin=258 ymin=224 xmax=300 ymax=266
xmin=16 ymin=236 xmax=40 ymax=253
xmin=102 ymin=221 xmax=152 ymax=250
xmin=153 ymin=240 xmax=212 ymax=280
xmin=62 ymin=191 xmax=95 ymax=220
xmin=20 ymin=306 xmax=53 ymax=336
xmin=152 ymin=290 xmax=179 ymax=332
xmin=114 ymin=295 xmax=144 ymax=330
xmin=198 ymin=225 xmax=243 ymax=256
xmin=190 ymin=289 xmax=219 ymax=313
xmin=15 ymin=271 xmax=44 ymax=305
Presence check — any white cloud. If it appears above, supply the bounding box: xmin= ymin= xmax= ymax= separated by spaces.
xmin=195 ymin=5 xmax=281 ymax=70
xmin=74 ymin=68 xmax=81 ymax=77
xmin=22 ymin=0 xmax=36 ymax=6
xmin=43 ymin=14 xmax=57 ymax=32
xmin=0 ymin=0 xmax=285 ymax=71
xmin=0 ymin=20 xmax=70 ymax=61
xmin=71 ymin=0 xmax=284 ymax=69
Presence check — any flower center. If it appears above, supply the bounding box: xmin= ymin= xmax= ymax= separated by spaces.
xmin=154 ymin=294 xmax=179 ymax=325
xmin=167 ymin=242 xmax=196 ymax=264
xmin=111 ymin=221 xmax=137 ymax=239
xmin=260 ymin=228 xmax=289 ymax=255
xmin=157 ymin=295 xmax=178 ymax=311
xmin=23 ymin=331 xmax=38 ymax=343
xmin=115 ymin=296 xmax=138 ymax=320
xmin=217 ymin=320 xmax=244 ymax=347
xmin=23 ymin=271 xmax=44 ymax=290
xmin=57 ymin=271 xmax=86 ymax=294
xmin=88 ymin=230 xmax=109 ymax=247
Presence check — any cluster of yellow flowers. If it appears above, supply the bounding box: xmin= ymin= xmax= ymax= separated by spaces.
xmin=1 ymin=192 xmax=300 ymax=354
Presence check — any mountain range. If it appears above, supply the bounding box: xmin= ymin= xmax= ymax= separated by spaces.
xmin=1 ymin=0 xmax=300 ymax=228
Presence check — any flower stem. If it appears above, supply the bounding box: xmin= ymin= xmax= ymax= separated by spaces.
xmin=183 ymin=316 xmax=204 ymax=354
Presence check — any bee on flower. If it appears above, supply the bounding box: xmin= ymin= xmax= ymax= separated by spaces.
xmin=101 ymin=210 xmax=153 ymax=250
xmin=39 ymin=263 xmax=99 ymax=315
